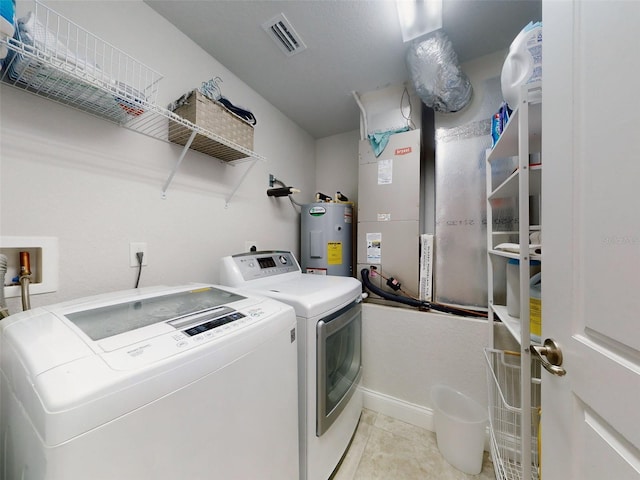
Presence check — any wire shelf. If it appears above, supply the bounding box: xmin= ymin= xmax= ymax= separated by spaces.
xmin=0 ymin=0 xmax=162 ymax=124
xmin=484 ymin=349 xmax=541 ymax=480
xmin=0 ymin=1 xmax=265 ymax=199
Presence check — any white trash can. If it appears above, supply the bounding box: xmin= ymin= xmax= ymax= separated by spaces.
xmin=431 ymin=384 xmax=488 ymax=475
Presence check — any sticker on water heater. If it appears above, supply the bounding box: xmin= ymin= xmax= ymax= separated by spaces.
xmin=366 ymin=233 xmax=382 ymax=264
xmin=377 ymin=159 xmax=393 ymax=185
xmin=309 ymin=206 xmax=326 ymax=216
xmin=327 ymin=242 xmax=342 ymax=265
xmin=344 ymin=206 xmax=353 ymax=223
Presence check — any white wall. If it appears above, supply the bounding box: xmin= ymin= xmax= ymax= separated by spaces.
xmin=0 ymin=1 xmax=315 ymax=311
xmin=314 ymin=130 xmax=359 ymax=202
xmin=361 ymin=304 xmax=490 ymax=430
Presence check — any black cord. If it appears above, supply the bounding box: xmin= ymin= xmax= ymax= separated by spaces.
xmin=135 ymin=252 xmax=144 ymax=288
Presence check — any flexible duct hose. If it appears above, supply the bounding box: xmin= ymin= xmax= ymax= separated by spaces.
xmin=406 ymin=31 xmax=473 ymax=113
xmin=360 ymin=268 xmax=483 ymax=318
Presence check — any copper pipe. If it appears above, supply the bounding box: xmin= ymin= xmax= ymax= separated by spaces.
xmin=19 ymin=252 xmax=32 ymax=311
xmin=20 ymin=251 xmax=32 ymax=276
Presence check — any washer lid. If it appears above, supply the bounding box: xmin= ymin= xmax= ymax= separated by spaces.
xmin=66 ymin=286 xmax=245 ymax=342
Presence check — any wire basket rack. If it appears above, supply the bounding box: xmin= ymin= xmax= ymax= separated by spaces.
xmin=0 ymin=0 xmax=163 ymax=125
xmin=484 ymin=348 xmax=542 ymax=480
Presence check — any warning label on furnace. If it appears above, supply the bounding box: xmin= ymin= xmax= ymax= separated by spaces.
xmin=327 ymin=242 xmax=343 ymax=265
xmin=366 ymin=232 xmax=382 ymax=264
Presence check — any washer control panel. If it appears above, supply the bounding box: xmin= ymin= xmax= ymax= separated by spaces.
xmin=181 ymin=311 xmax=245 ymax=337
xmin=101 ymin=303 xmax=277 ymax=371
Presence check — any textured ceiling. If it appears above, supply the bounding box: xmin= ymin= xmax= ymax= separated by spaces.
xmin=146 ymin=0 xmax=541 ymax=139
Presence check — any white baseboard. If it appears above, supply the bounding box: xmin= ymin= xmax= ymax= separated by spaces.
xmin=360 ymin=386 xmax=436 ymax=432
xmin=360 ymin=386 xmax=491 ymax=451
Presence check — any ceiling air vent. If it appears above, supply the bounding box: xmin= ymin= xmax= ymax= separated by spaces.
xmin=262 ymin=13 xmax=307 ymax=57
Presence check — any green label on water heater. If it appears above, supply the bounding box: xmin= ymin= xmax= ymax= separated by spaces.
xmin=309 ymin=206 xmax=326 ymax=216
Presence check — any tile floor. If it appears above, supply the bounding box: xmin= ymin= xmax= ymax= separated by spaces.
xmin=330 ymin=409 xmax=495 ymax=480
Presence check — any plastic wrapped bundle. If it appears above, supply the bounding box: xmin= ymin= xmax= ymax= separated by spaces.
xmin=406 ymin=30 xmax=472 ymax=113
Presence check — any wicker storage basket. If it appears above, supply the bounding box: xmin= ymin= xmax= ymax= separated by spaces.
xmin=168 ymin=90 xmax=254 ymax=161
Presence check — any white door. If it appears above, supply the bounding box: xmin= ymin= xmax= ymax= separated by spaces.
xmin=542 ymin=1 xmax=640 ymax=478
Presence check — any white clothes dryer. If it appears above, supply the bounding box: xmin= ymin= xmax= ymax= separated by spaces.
xmin=220 ymin=251 xmax=363 ymax=480
xmin=0 ymin=284 xmax=299 ymax=480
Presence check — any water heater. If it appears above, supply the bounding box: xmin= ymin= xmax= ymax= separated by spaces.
xmin=300 ymin=203 xmax=353 ymax=276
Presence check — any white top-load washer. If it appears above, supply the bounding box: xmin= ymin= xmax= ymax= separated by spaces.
xmin=0 ymin=284 xmax=299 ymax=480
xmin=220 ymin=251 xmax=363 ymax=480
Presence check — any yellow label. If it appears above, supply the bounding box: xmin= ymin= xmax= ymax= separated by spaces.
xmin=530 ymin=297 xmax=542 ymax=336
xmin=190 ymin=287 xmax=212 ymax=293
xmin=327 ymin=242 xmax=342 ymax=265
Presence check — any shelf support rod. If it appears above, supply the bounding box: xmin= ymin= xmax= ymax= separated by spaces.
xmin=225 ymin=157 xmax=259 ymax=207
xmin=161 ymin=130 xmax=197 ymax=198
xmin=517 ymin=83 xmax=533 ymax=480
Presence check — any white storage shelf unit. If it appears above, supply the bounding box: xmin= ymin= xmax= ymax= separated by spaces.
xmin=486 ymin=86 xmax=542 ymax=343
xmin=485 ymin=82 xmax=542 ymax=480
xmin=0 ymin=0 xmax=264 ymax=203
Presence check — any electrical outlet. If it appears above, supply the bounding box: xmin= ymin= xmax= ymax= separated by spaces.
xmin=129 ymin=242 xmax=148 ymax=267
xmin=245 ymin=241 xmax=258 ymax=253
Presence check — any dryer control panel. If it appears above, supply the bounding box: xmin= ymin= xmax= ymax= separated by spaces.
xmin=222 ymin=251 xmax=300 ymax=283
